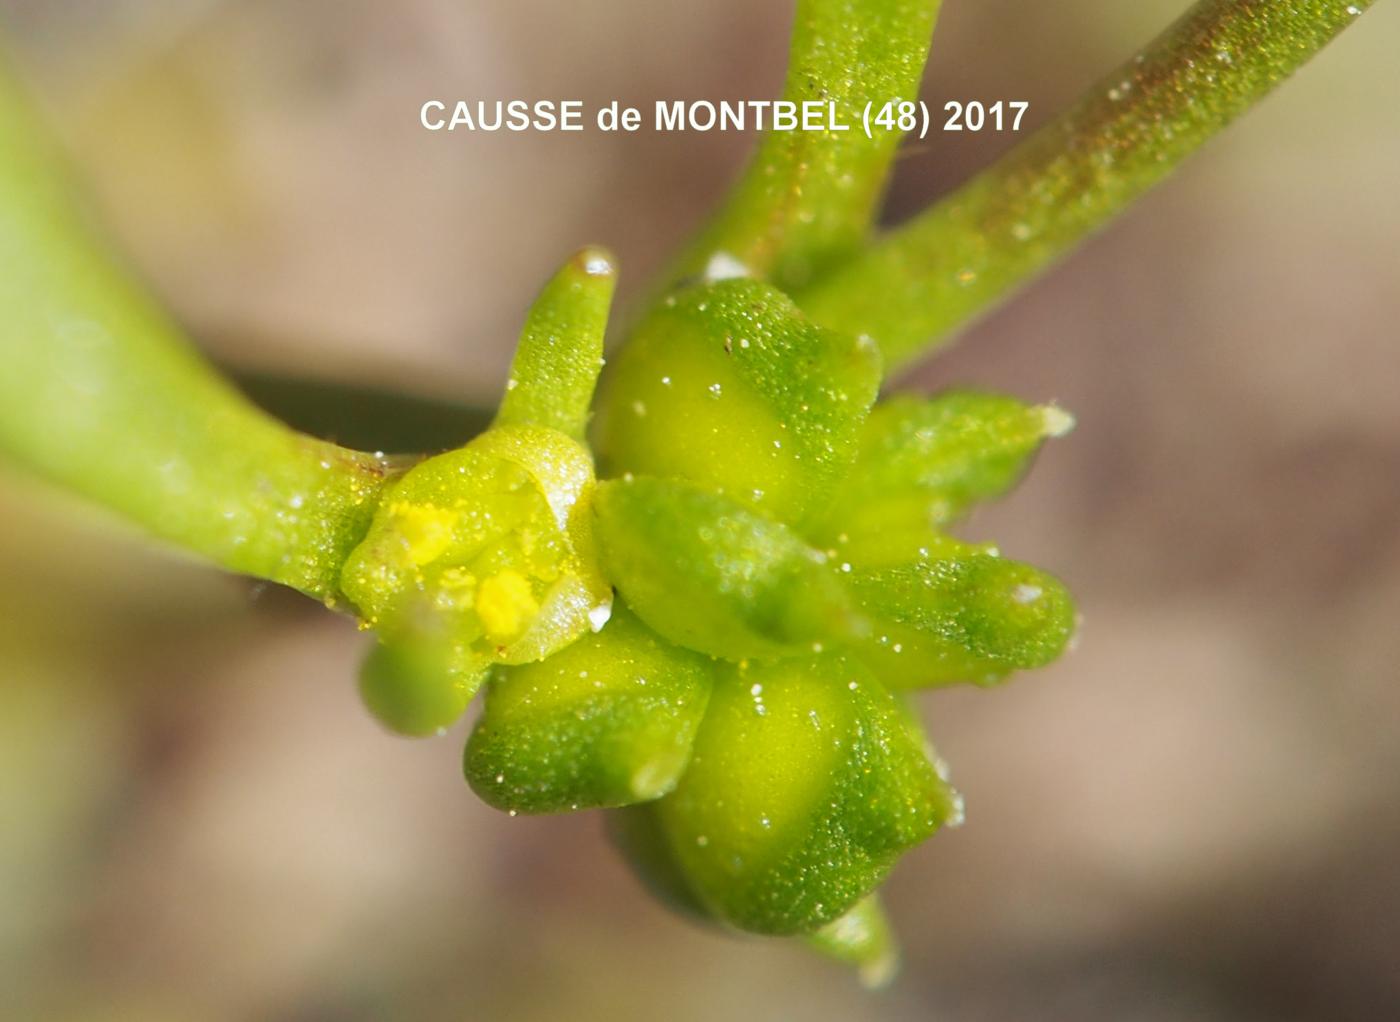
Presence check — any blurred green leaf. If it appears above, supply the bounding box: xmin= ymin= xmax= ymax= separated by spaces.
xmin=0 ymin=69 xmax=393 ymax=601
xmin=358 ymin=632 xmax=479 ymax=738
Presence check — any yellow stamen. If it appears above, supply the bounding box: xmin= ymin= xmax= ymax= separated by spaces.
xmin=390 ymin=502 xmax=459 ymax=566
xmin=475 ymin=570 xmax=540 ymax=645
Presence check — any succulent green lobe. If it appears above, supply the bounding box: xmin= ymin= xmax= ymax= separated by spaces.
xmin=596 ymin=278 xmax=880 ymax=526
xmin=645 ymin=654 xmax=959 ymax=934
xmin=593 ymin=476 xmax=858 ymax=661
xmin=465 ymin=608 xmax=715 ymax=813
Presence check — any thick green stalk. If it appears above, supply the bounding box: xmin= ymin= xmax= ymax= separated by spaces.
xmin=672 ymin=0 xmax=942 ymax=291
xmin=799 ymin=0 xmax=1376 ymax=372
xmin=0 ymin=71 xmax=394 ymax=602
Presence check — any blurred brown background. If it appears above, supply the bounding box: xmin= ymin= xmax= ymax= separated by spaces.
xmin=2 ymin=2 xmax=1398 ymax=1019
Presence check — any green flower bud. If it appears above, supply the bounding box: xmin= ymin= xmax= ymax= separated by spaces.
xmin=593 ymin=476 xmax=859 ymax=661
xmin=465 ymin=608 xmax=714 ymax=813
xmin=815 ymin=392 xmax=1072 ymax=566
xmin=634 ymin=654 xmax=960 ymax=936
xmin=849 ymin=551 xmax=1076 ymax=689
xmin=594 ymin=278 xmax=881 ymax=526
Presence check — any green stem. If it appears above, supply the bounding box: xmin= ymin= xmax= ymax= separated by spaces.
xmin=671 ymin=0 xmax=942 ymax=292
xmin=0 ymin=70 xmax=395 ymax=603
xmin=799 ymin=0 xmax=1375 ymax=373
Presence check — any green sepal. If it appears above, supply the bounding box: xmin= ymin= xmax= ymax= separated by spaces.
xmin=849 ymin=552 xmax=1076 ymax=689
xmin=595 ymin=278 xmax=881 ymax=527
xmin=593 ymin=476 xmax=859 ymax=661
xmin=814 ymin=392 xmax=1072 ymax=562
xmin=494 ymin=247 xmax=616 ymax=441
xmin=805 ymin=895 xmax=900 ymax=988
xmin=358 ymin=633 xmax=483 ymax=737
xmin=465 ymin=608 xmax=715 ymax=813
xmin=639 ymin=654 xmax=960 ymax=936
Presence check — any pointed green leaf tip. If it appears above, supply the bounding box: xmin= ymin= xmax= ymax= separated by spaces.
xmin=465 ymin=607 xmax=714 ymax=813
xmin=595 ymin=278 xmax=881 ymax=527
xmin=814 ymin=391 xmax=1073 ymax=565
xmin=495 ymin=246 xmax=617 ymax=441
xmin=848 ymin=547 xmax=1076 ymax=689
xmin=806 ymin=896 xmax=900 ymax=989
xmin=622 ymin=654 xmax=960 ymax=936
xmin=593 ymin=476 xmax=859 ymax=661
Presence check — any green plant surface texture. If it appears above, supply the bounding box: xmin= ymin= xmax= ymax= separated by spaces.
xmin=0 ymin=71 xmax=395 ymax=602
xmin=637 ymin=654 xmax=961 ymax=935
xmin=594 ymin=476 xmax=859 ymax=661
xmin=465 ymin=607 xmax=715 ymax=813
xmin=848 ymin=553 xmax=1077 ymax=689
xmin=339 ymin=424 xmax=611 ymax=733
xmin=799 ymin=0 xmax=1378 ymax=370
xmin=0 ymin=0 xmax=1376 ymax=982
xmin=812 ymin=391 xmax=1073 ymax=565
xmin=358 ymin=632 xmax=477 ymax=738
xmin=335 ymin=245 xmax=627 ymax=735
xmin=804 ymin=896 xmax=900 ymax=989
xmin=595 ymin=278 xmax=880 ymax=527
xmin=493 ymin=247 xmax=616 ymax=441
xmin=671 ymin=0 xmax=942 ymax=291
